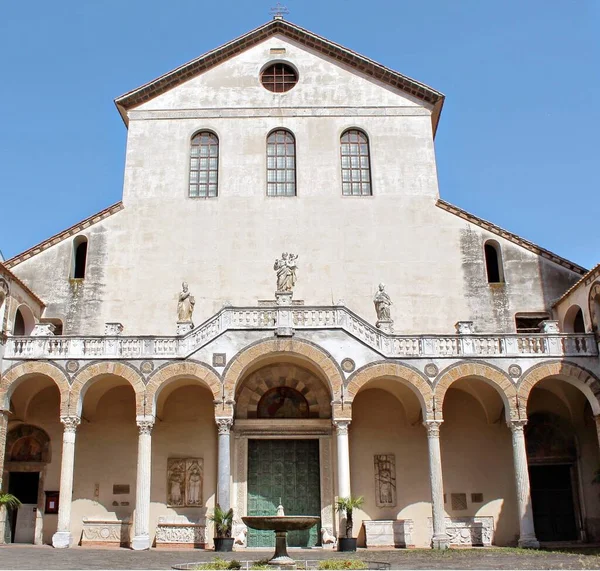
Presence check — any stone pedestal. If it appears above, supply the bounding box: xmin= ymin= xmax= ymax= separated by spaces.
xmin=81 ymin=518 xmax=131 ymax=547
xmin=52 ymin=416 xmax=80 ymax=548
xmin=177 ymin=321 xmax=193 ymax=335
xmin=376 ymin=319 xmax=394 ymax=333
xmin=31 ymin=323 xmax=56 ymax=336
xmin=155 ymin=516 xmax=206 ymax=548
xmin=364 ymin=519 xmax=414 ymax=548
xmin=455 ymin=321 xmax=474 ymax=334
xmin=104 ymin=322 xmax=124 ymax=336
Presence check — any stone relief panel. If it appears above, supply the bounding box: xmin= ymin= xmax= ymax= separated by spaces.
xmin=167 ymin=458 xmax=203 ymax=507
xmin=374 ymin=454 xmax=396 ymax=508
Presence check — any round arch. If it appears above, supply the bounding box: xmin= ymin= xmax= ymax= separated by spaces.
xmin=345 ymin=361 xmax=433 ymax=420
xmin=0 ymin=362 xmax=70 ymax=416
xmin=434 ymin=361 xmax=517 ymax=421
xmin=563 ymin=304 xmax=586 ymax=333
xmin=222 ymin=338 xmax=344 ymax=403
xmin=146 ymin=360 xmax=222 ymax=417
xmin=70 ymin=361 xmax=145 ymax=417
xmin=518 ymin=360 xmax=600 ymax=416
xmin=13 ymin=304 xmax=35 ymax=335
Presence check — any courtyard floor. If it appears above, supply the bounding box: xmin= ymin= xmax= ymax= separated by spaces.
xmin=1 ymin=545 xmax=600 ymax=571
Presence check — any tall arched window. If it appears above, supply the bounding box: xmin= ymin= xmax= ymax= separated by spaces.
xmin=267 ymin=130 xmax=296 ymax=196
xmin=484 ymin=240 xmax=504 ymax=283
xmin=190 ymin=131 xmax=219 ymax=197
xmin=73 ymin=236 xmax=88 ymax=279
xmin=341 ymin=129 xmax=372 ymax=196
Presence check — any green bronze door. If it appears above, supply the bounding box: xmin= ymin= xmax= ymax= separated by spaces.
xmin=247 ymin=439 xmax=321 ymax=548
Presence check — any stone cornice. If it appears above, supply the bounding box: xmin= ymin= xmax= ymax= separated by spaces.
xmin=114 ymin=18 xmax=445 ymax=135
xmin=436 ymin=199 xmax=587 ymax=275
xmin=4 ymin=202 xmax=123 ymax=269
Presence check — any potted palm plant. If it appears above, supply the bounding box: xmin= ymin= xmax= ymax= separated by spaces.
xmin=335 ymin=496 xmax=364 ymax=552
xmin=0 ymin=493 xmax=21 ymax=543
xmin=208 ymin=504 xmax=234 ymax=552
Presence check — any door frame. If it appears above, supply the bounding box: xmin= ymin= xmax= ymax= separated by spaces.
xmin=232 ymin=419 xmax=335 ymax=546
xmin=4 ymin=462 xmax=47 ymax=545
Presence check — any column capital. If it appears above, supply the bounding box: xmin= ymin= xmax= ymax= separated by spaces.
xmin=508 ymin=419 xmax=528 ymax=433
xmin=333 ymin=419 xmax=351 ymax=435
xmin=216 ymin=417 xmax=234 ymax=435
xmin=136 ymin=416 xmax=155 ymax=435
xmin=60 ymin=416 xmax=81 ymax=433
xmin=423 ymin=420 xmax=443 ymax=437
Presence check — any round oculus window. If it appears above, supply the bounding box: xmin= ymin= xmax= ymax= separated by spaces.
xmin=261 ymin=63 xmax=298 ymax=93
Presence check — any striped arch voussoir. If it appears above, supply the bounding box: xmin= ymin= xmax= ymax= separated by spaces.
xmin=434 ymin=362 xmax=517 ymax=421
xmin=222 ymin=338 xmax=343 ymax=402
xmin=345 ymin=362 xmax=433 ymax=420
xmin=0 ymin=361 xmax=70 ymax=416
xmin=518 ymin=361 xmax=600 ymax=416
xmin=70 ymin=361 xmax=145 ymax=416
xmin=145 ymin=361 xmax=222 ymax=404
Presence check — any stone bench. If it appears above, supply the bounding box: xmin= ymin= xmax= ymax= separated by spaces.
xmin=81 ymin=517 xmax=131 ymax=547
xmin=364 ymin=519 xmax=414 ymax=548
xmin=155 ymin=515 xmax=206 ymax=549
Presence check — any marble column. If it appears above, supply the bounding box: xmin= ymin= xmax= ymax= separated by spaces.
xmin=52 ymin=416 xmax=81 ymax=548
xmin=216 ymin=418 xmax=233 ymax=511
xmin=424 ymin=420 xmax=448 ymax=549
xmin=131 ymin=416 xmax=154 ymax=550
xmin=509 ymin=419 xmax=539 ymax=548
xmin=333 ymin=420 xmax=351 ymax=500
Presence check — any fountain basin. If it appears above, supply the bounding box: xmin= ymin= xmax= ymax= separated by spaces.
xmin=242 ymin=516 xmax=320 ymax=532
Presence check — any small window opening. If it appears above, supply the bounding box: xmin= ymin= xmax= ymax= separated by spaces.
xmin=13 ymin=309 xmax=25 ymax=335
xmin=515 ymin=312 xmax=550 ymax=333
xmin=573 ymin=309 xmax=585 ymax=333
xmin=484 ymin=241 xmax=503 ymax=283
xmin=73 ymin=237 xmax=88 ymax=279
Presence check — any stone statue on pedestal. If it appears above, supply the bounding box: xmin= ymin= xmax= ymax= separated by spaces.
xmin=177 ymin=282 xmax=195 ymax=323
xmin=374 ymin=283 xmax=393 ymax=332
xmin=274 ymin=253 xmax=298 ymax=293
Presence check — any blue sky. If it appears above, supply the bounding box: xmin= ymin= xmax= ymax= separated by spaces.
xmin=1 ymin=0 xmax=598 ymax=267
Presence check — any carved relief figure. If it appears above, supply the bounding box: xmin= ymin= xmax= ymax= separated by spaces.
xmin=168 ymin=458 xmax=204 ymax=507
xmin=373 ymin=283 xmax=392 ymax=321
xmin=167 ymin=459 xmax=186 ymax=506
xmin=186 ymin=459 xmax=203 ymax=506
xmin=374 ymin=454 xmax=396 ymax=507
xmin=177 ymin=282 xmax=195 ymax=322
xmin=274 ymin=253 xmax=298 ymax=292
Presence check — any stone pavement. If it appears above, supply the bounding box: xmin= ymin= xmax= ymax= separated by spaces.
xmin=1 ymin=545 xmax=600 ymax=570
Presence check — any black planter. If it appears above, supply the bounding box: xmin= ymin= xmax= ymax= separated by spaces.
xmin=214 ymin=537 xmax=235 ymax=552
xmin=338 ymin=537 xmax=357 ymax=552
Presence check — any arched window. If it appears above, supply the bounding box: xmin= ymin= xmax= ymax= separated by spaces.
xmin=189 ymin=131 xmax=219 ymax=198
xmin=484 ymin=240 xmax=504 ymax=283
xmin=267 ymin=130 xmax=296 ymax=196
xmin=73 ymin=236 xmax=88 ymax=279
xmin=13 ymin=305 xmax=34 ymax=335
xmin=341 ymin=129 xmax=372 ymax=196
xmin=563 ymin=305 xmax=586 ymax=333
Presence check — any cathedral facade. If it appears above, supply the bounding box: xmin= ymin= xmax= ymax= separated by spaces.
xmin=1 ymin=17 xmax=600 ymax=551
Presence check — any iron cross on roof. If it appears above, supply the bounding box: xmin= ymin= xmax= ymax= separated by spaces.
xmin=270 ymin=2 xmax=289 ymax=19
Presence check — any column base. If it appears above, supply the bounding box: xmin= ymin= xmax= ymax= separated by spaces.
xmin=431 ymin=535 xmax=449 ymax=550
xmin=518 ymin=536 xmax=540 ymax=549
xmin=52 ymin=531 xmax=72 ymax=548
xmin=131 ymin=534 xmax=151 ymax=550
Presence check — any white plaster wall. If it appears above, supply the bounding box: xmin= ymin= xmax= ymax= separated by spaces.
xmin=8 ymin=36 xmax=581 ymax=336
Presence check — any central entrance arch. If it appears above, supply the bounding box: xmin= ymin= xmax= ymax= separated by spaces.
xmin=232 ymin=362 xmax=335 ymax=548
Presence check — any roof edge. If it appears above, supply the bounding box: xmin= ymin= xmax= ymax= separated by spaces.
xmin=114 ymin=18 xmax=445 ymax=134
xmin=436 ymin=199 xmax=587 ymax=276
xmin=5 ymin=202 xmax=124 ymax=269
xmin=552 ymin=262 xmax=600 ymax=307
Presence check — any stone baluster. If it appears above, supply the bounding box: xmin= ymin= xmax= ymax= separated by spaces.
xmin=424 ymin=420 xmax=448 ymax=549
xmin=509 ymin=419 xmax=539 ymax=548
xmin=216 ymin=418 xmax=233 ymax=511
xmin=132 ymin=416 xmax=154 ymax=550
xmin=52 ymin=416 xmax=81 ymax=548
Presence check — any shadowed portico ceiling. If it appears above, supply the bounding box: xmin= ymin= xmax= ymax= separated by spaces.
xmin=114 ymin=18 xmax=445 ymax=134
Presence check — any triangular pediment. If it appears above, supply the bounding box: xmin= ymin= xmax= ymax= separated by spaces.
xmin=115 ymin=18 xmax=444 ymax=133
